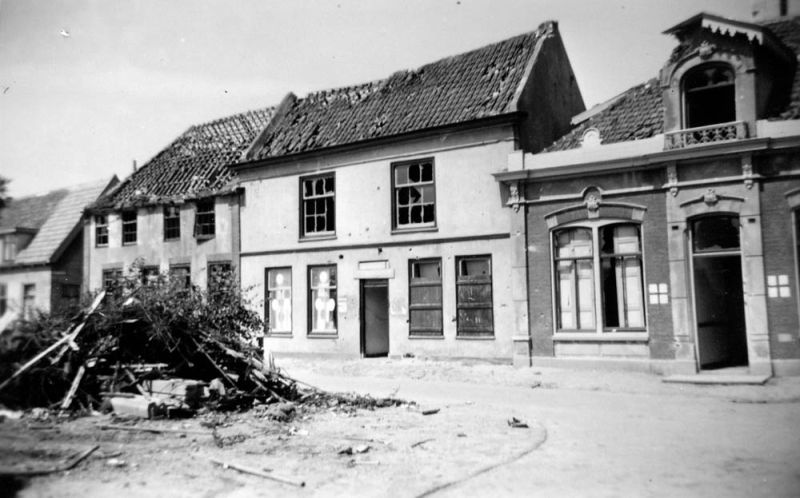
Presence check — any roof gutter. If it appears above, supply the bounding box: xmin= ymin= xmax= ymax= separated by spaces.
xmin=494 ymin=134 xmax=800 ymax=183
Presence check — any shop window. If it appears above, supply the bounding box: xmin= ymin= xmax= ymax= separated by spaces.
xmin=169 ymin=265 xmax=191 ymax=289
xmin=393 ymin=159 xmax=435 ymax=230
xmin=194 ymin=200 xmax=215 ymax=239
xmin=301 ymin=175 xmax=335 ymax=237
xmin=95 ymin=215 xmax=108 ymax=247
xmin=408 ymin=259 xmax=443 ymax=337
xmin=122 ymin=211 xmax=137 ymax=245
xmin=22 ymin=284 xmax=35 ymax=320
xmin=683 ymin=63 xmax=735 ymax=128
xmin=164 ymin=206 xmax=180 ymax=241
xmin=308 ymin=265 xmax=337 ymax=334
xmin=691 ymin=215 xmax=740 ymax=253
xmin=553 ymin=223 xmax=645 ymax=333
xmin=266 ymin=267 xmax=292 ymax=334
xmin=455 ymin=255 xmax=493 ymax=337
xmin=0 ymin=283 xmax=6 ymax=315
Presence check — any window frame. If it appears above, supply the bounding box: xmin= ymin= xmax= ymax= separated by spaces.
xmin=194 ymin=199 xmax=216 ymax=239
xmin=169 ymin=264 xmax=191 ymax=289
xmin=681 ymin=62 xmax=736 ymax=129
xmin=0 ymin=283 xmax=7 ymax=316
xmin=551 ymin=221 xmax=647 ymax=337
xmin=391 ymin=158 xmax=437 ymax=232
xmin=22 ymin=283 xmax=35 ymax=320
xmin=265 ymin=267 xmax=293 ymax=336
xmin=95 ymin=215 xmax=109 ymax=247
xmin=2 ymin=235 xmax=16 ymax=262
xmin=163 ymin=205 xmax=181 ymax=241
xmin=307 ymin=264 xmax=337 ymax=335
xmin=121 ymin=210 xmax=137 ymax=245
xmin=455 ymin=255 xmax=494 ymax=338
xmin=207 ymin=262 xmax=231 ymax=297
xmin=299 ymin=173 xmax=336 ymax=239
xmin=102 ymin=268 xmax=123 ymax=293
xmin=408 ymin=258 xmax=444 ymax=337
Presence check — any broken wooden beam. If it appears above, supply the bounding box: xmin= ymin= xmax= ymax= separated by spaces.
xmin=209 ymin=457 xmax=305 ymax=487
xmin=60 ymin=365 xmax=86 ymax=410
xmin=0 ymin=445 xmax=99 ymax=477
xmin=98 ymin=424 xmax=211 ymax=436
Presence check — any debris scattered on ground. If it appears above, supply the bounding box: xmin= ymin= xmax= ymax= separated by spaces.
xmin=421 ymin=408 xmax=440 ymax=416
xmin=507 ymin=417 xmax=529 ymax=428
xmin=0 ymin=445 xmax=99 ymax=477
xmin=354 ymin=444 xmax=371 ymax=454
xmin=105 ymin=458 xmax=126 ymax=468
xmin=411 ymin=438 xmax=435 ymax=448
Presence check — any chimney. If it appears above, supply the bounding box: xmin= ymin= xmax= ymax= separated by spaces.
xmin=133 ymin=159 xmax=137 ymax=172
xmin=752 ymin=0 xmax=800 ymax=22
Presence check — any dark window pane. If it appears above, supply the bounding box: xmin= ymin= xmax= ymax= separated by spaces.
xmin=692 ymin=216 xmax=740 ymax=252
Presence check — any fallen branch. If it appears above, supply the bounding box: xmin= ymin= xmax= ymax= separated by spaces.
xmin=209 ymin=457 xmax=305 ymax=487
xmin=98 ymin=424 xmax=211 ymax=436
xmin=0 ymin=445 xmax=99 ymax=477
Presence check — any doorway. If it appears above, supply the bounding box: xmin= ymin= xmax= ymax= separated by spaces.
xmin=690 ymin=215 xmax=748 ymax=369
xmin=360 ymin=279 xmax=389 ymax=357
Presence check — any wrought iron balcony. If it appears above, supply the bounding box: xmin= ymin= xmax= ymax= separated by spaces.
xmin=664 ymin=121 xmax=748 ymax=150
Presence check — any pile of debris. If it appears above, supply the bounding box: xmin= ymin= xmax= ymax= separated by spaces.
xmin=0 ymin=269 xmax=400 ymax=419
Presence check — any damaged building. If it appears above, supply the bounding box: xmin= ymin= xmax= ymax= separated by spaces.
xmin=495 ymin=9 xmax=800 ymax=377
xmin=231 ymin=21 xmax=584 ymax=360
xmin=84 ymin=109 xmax=274 ymax=292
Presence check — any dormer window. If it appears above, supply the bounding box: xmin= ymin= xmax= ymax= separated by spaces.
xmin=683 ymin=63 xmax=735 ymax=128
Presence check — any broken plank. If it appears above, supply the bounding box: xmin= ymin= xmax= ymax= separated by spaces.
xmin=209 ymin=457 xmax=305 ymax=487
xmin=98 ymin=424 xmax=211 ymax=436
xmin=60 ymin=365 xmax=86 ymax=410
xmin=411 ymin=438 xmax=435 ymax=448
xmin=0 ymin=445 xmax=99 ymax=477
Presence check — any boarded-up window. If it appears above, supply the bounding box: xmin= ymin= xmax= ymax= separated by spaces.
xmin=393 ymin=159 xmax=435 ymax=229
xmin=164 ymin=206 xmax=180 ymax=240
xmin=95 ymin=215 xmax=108 ymax=247
xmin=308 ymin=265 xmax=337 ymax=333
xmin=266 ymin=267 xmax=292 ymax=334
xmin=194 ymin=200 xmax=215 ymax=238
xmin=408 ymin=259 xmax=443 ymax=337
xmin=301 ymin=175 xmax=335 ymax=237
xmin=122 ymin=211 xmax=137 ymax=245
xmin=455 ymin=255 xmax=493 ymax=337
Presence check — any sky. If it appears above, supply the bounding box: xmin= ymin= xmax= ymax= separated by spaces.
xmin=0 ymin=0 xmax=755 ymax=198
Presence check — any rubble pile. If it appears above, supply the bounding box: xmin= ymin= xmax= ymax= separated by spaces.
xmin=0 ymin=268 xmax=400 ymax=418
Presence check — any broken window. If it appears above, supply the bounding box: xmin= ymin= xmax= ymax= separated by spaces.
xmin=194 ymin=200 xmax=215 ymax=238
xmin=0 ymin=283 xmax=6 ymax=315
xmin=301 ymin=175 xmax=335 ymax=237
xmin=553 ymin=223 xmax=645 ymax=333
xmin=22 ymin=284 xmax=35 ymax=320
xmin=683 ymin=63 xmax=735 ymax=128
xmin=207 ymin=262 xmax=231 ymax=297
xmin=408 ymin=259 xmax=443 ymax=337
xmin=169 ymin=265 xmax=191 ymax=289
xmin=308 ymin=265 xmax=336 ymax=334
xmin=455 ymin=255 xmax=493 ymax=337
xmin=95 ymin=215 xmax=108 ymax=247
xmin=142 ymin=266 xmax=160 ymax=285
xmin=122 ymin=211 xmax=137 ymax=245
xmin=393 ymin=159 xmax=435 ymax=229
xmin=164 ymin=206 xmax=180 ymax=241
xmin=266 ymin=267 xmax=292 ymax=334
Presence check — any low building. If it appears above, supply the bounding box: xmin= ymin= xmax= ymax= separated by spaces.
xmin=496 ymin=11 xmax=800 ymax=376
xmin=84 ymin=108 xmax=274 ymax=292
xmin=0 ymin=179 xmax=115 ymax=329
xmin=233 ymin=22 xmax=585 ymax=360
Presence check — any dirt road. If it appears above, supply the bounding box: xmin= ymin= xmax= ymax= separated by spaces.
xmin=3 ymin=357 xmax=800 ymax=497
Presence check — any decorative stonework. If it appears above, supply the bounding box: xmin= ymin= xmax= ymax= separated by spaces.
xmin=742 ymin=154 xmax=754 ymax=189
xmin=703 ymin=188 xmax=718 ymax=205
xmin=664 ymin=121 xmax=748 ymax=150
xmin=698 ymin=41 xmax=716 ymax=59
xmin=508 ymin=182 xmax=522 ymax=213
xmin=581 ymin=127 xmax=602 ymax=148
xmin=667 ymin=163 xmax=678 ymax=197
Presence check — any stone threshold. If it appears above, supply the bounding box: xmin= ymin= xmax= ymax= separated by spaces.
xmin=662 ymin=374 xmax=771 ymax=385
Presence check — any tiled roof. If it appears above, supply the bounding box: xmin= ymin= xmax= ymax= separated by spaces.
xmin=763 ymin=16 xmax=800 ymax=119
xmin=247 ymin=24 xmax=554 ymax=160
xmin=15 ymin=179 xmax=113 ymax=265
xmin=95 ymin=108 xmax=274 ymax=209
xmin=0 ymin=189 xmax=69 ymax=231
xmin=544 ymin=80 xmax=664 ymax=152
xmin=544 ymin=16 xmax=800 ymax=152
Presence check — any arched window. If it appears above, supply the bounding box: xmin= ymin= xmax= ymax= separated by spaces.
xmin=683 ymin=63 xmax=736 ymax=128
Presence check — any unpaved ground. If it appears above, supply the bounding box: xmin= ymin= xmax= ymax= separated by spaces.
xmin=3 ymin=357 xmax=800 ymax=497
